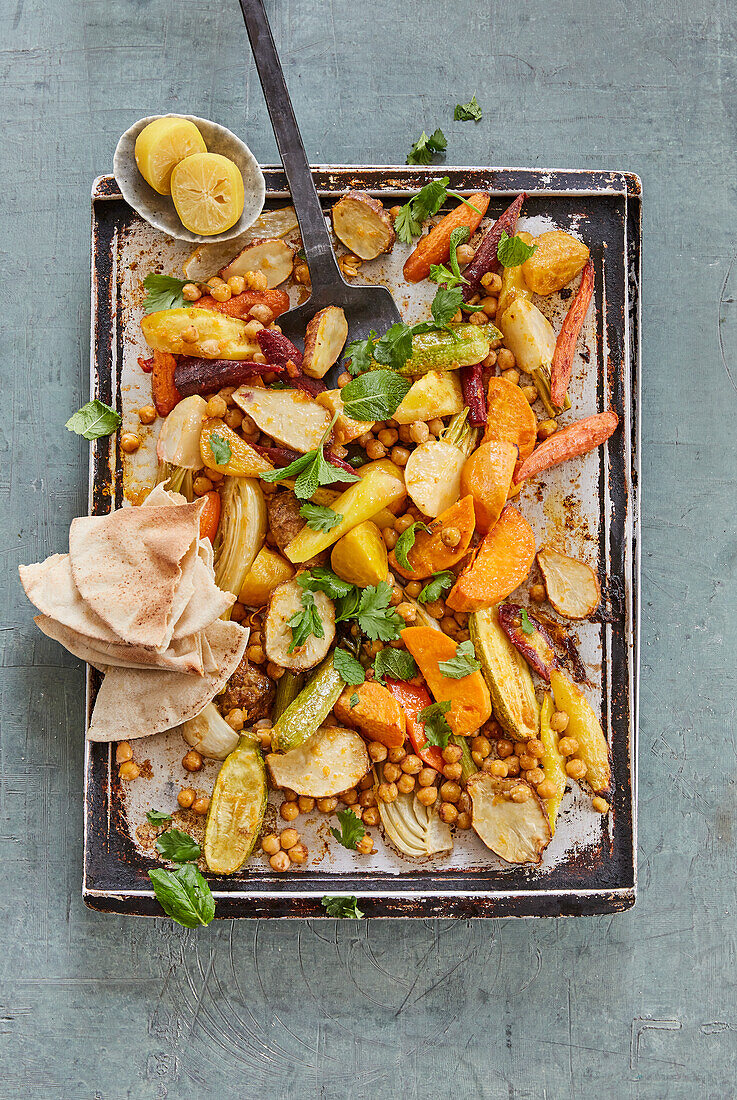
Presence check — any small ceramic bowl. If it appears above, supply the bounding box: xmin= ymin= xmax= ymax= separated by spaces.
xmin=113 ymin=113 xmax=266 ymax=244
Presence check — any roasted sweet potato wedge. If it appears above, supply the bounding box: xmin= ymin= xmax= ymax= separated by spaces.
xmin=389 ymin=496 xmax=475 ymax=580
xmin=446 ymin=506 xmax=535 ymax=612
xmin=460 ymin=440 xmax=518 ymax=533
xmin=483 ymin=376 xmax=538 ymax=461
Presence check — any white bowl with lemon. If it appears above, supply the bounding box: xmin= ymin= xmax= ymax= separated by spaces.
xmin=114 ymin=114 xmax=266 ymax=243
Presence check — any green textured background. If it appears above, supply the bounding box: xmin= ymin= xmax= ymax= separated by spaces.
xmin=3 ymin=0 xmax=736 ymax=1096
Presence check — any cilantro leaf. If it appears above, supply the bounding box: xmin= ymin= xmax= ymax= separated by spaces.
xmin=340 ymin=370 xmax=412 ymax=422
xmin=299 ymin=502 xmax=343 ymax=532
xmin=330 ymin=808 xmax=366 ymax=850
xmin=356 ymin=582 xmax=404 ymax=642
xmin=407 ymin=128 xmax=447 ymax=165
xmin=146 ymin=809 xmax=173 ymax=826
xmin=393 ymin=521 xmax=430 ymax=572
xmin=373 ymin=323 xmax=416 ymax=371
xmin=298 ymin=567 xmax=354 ymax=600
xmin=334 ymin=587 xmax=362 ymax=622
xmin=209 ymin=431 xmax=232 ymax=466
xmin=321 ymin=894 xmax=364 ymax=918
xmin=333 ymin=648 xmax=366 ymax=686
xmin=288 ymin=590 xmax=325 ymax=653
xmin=454 ymin=95 xmax=482 ymax=122
xmin=520 ymin=608 xmax=535 ymax=635
xmin=497 ymin=230 xmax=538 ymax=268
xmin=148 ymin=863 xmax=215 ymax=928
xmin=394 ymin=202 xmax=423 ymax=245
xmin=418 ymin=571 xmax=456 ymax=603
xmin=418 ymin=700 xmax=452 ymax=748
xmin=156 ymin=828 xmax=202 ymax=863
xmin=143 ymin=273 xmax=188 ymax=313
xmin=393 ymin=177 xmax=482 ymax=245
xmin=373 ymin=648 xmax=418 ymax=685
xmin=345 ymin=331 xmax=378 ymax=376
xmin=438 ymin=639 xmax=482 ymax=679
xmin=65 ymin=399 xmax=122 ymax=441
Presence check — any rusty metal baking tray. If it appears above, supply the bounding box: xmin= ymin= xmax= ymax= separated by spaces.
xmin=83 ymin=165 xmax=640 ymax=918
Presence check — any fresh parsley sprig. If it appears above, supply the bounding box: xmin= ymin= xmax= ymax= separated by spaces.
xmin=299 ymin=502 xmax=343 ymax=533
xmin=143 ymin=273 xmax=189 ymax=313
xmin=330 ymin=809 xmax=366 ymax=850
xmin=356 ymin=583 xmax=404 ymax=642
xmin=454 ymin=95 xmax=482 ymax=122
xmin=146 ymin=809 xmax=173 ymax=826
xmin=393 ymin=521 xmax=431 ymax=572
xmin=429 ymin=226 xmax=470 ymax=288
xmin=407 ymin=128 xmax=447 ymax=165
xmin=438 ymin=640 xmax=481 ymax=680
xmin=497 ymin=230 xmax=537 ymax=268
xmin=209 ymin=431 xmax=232 ymax=466
xmin=288 ymin=590 xmax=326 ymax=653
xmin=418 ymin=700 xmax=453 ymax=748
xmin=519 ymin=608 xmax=535 ymax=635
xmin=394 ymin=177 xmax=485 ymax=245
xmin=321 ymin=895 xmax=364 ymax=918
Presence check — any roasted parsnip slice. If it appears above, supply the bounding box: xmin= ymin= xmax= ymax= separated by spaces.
xmin=264 ymin=578 xmax=335 ymax=672
xmin=536 ymin=545 xmax=601 ymax=619
xmin=183 ymin=206 xmax=298 ymax=281
xmin=266 ymin=725 xmax=369 ymax=797
xmin=302 ymin=306 xmax=349 ymax=379
xmin=219 ymin=237 xmax=295 ymax=288
xmin=467 ymin=774 xmax=551 ymax=864
xmin=331 ymin=191 xmax=396 ymax=260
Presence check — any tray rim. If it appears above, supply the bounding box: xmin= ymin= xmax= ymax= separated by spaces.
xmin=84 ymin=164 xmax=641 ymax=919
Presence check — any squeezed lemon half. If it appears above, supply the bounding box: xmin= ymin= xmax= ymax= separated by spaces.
xmin=170 ymin=152 xmax=245 ymax=235
xmin=134 ymin=117 xmax=207 ymax=195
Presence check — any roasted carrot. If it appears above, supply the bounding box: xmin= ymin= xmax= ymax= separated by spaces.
xmin=389 ymin=496 xmax=475 ymax=580
xmin=446 ymin=505 xmax=536 ymax=612
xmin=513 ymin=410 xmax=619 ymax=484
xmin=462 ymin=193 xmax=525 ymax=300
xmin=198 ymin=490 xmax=221 ymax=543
xmin=403 ymin=192 xmax=490 ymax=283
xmin=401 ymin=627 xmax=492 ymax=736
xmin=384 ymin=680 xmax=445 ymax=770
xmin=151 ymin=350 xmax=181 ymax=417
xmin=550 ymin=259 xmax=595 ymax=407
xmin=198 ymin=287 xmax=290 ymax=320
xmin=460 ymin=440 xmax=518 ymax=532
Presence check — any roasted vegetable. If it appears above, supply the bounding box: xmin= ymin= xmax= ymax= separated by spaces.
xmin=199 ymin=490 xmax=221 ymax=543
xmin=469 ymin=606 xmax=540 ymax=740
xmin=536 ymin=545 xmax=601 ymax=619
xmin=233 ymin=385 xmax=331 ymax=453
xmin=460 ymin=440 xmax=518 ymax=532
xmin=332 ymin=191 xmax=396 ymax=259
xmin=467 ymin=773 xmax=551 ymax=864
xmin=514 ymin=410 xmax=619 ymax=484
xmin=218 ymin=655 xmax=274 ymax=721
xmin=403 ymin=192 xmax=490 ymax=283
xmin=272 ymin=670 xmax=305 ymax=723
xmin=378 ymin=777 xmax=453 ymax=859
xmin=214 ymin=477 xmax=267 ymax=600
xmin=550 ymin=258 xmax=594 ymax=407
xmin=550 ymin=669 xmax=611 ymax=794
xmin=397 ymin=324 xmax=498 ymax=376
xmin=404 ymin=439 xmax=466 ymax=518
xmin=331 ymin=521 xmax=388 ymax=587
xmin=151 ymin=351 xmax=181 ymax=416
xmin=335 ymin=680 xmax=406 ymax=748
xmin=284 ymin=459 xmax=406 ymax=564
xmin=497 ymin=603 xmax=559 ymax=682
xmin=156 ymin=395 xmax=207 ymax=468
xmin=264 ymin=578 xmax=335 ymax=671
xmin=141 ymin=307 xmax=260 ymax=360
xmin=461 ymin=193 xmax=525 ymax=301
xmin=204 ymin=738 xmax=267 ymax=874
xmin=179 ymin=703 xmax=240 ymax=760
xmin=385 ymin=679 xmax=444 ymax=771
xmin=389 ymin=495 xmax=475 ymax=580
xmin=200 ymin=418 xmax=275 ymax=477
xmin=539 ymin=693 xmax=567 ymax=833
xmin=499 ymin=296 xmax=559 ymax=404
xmin=198 ymin=287 xmax=291 ymax=321
xmin=238 ymin=545 xmax=295 ymax=607
xmin=401 ymin=627 xmax=492 ymax=736
xmin=495 ymin=231 xmax=534 ymax=321
xmin=521 ymin=230 xmax=590 ymax=296
xmin=451 ymin=734 xmax=479 ymax=784
xmin=219 ymin=237 xmax=295 ymax=288
xmin=302 ymin=306 xmax=349 ymax=379
xmin=316 ymin=388 xmax=374 ymax=445
xmin=174 ymin=356 xmax=282 ymax=397
xmin=271 ymin=653 xmax=344 ymax=752
xmin=183 ymin=206 xmax=298 ymax=281
xmin=266 ymin=725 xmax=370 ymax=797
xmin=460 ymin=364 xmax=486 ymax=426
xmin=483 ymin=376 xmax=538 ymax=462
xmin=393 ymin=370 xmax=463 ymax=424
xmin=446 ymin=506 xmax=536 ymax=612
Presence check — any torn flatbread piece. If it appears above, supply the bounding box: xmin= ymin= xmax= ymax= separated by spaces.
xmin=34 ymin=616 xmax=206 ymax=675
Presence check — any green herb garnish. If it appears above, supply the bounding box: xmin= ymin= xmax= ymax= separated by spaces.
xmin=345 ymin=330 xmax=378 ymax=375
xmin=349 ymin=693 xmax=359 ymax=708
xmin=288 ymin=590 xmax=325 ymax=653
xmin=262 ymin=413 xmax=359 ymax=500
xmin=148 ymin=863 xmax=215 ymax=928
xmin=519 ymin=608 xmax=535 ymax=635
xmin=298 ymin=567 xmax=354 ymax=600
xmin=146 ymin=809 xmax=173 ymax=826
xmin=356 ymin=582 xmax=404 ymax=642
xmin=393 ymin=177 xmax=484 ymax=245
xmin=330 ymin=809 xmax=366 ymax=851
xmin=373 ymin=648 xmax=418 ymax=685
xmin=429 ymin=226 xmax=471 ymax=288
xmin=333 ymin=648 xmax=366 ymax=686
xmin=299 ymin=502 xmax=343 ymax=533
xmin=339 ymin=370 xmax=412 ymax=422
xmin=394 ymin=521 xmax=431 ymax=572
xmin=407 ymin=128 xmax=447 ymax=165
xmin=438 ymin=639 xmax=481 ymax=679
xmin=497 ymin=230 xmax=537 ymax=268
xmin=418 ymin=571 xmax=456 ymax=603
xmin=155 ymin=828 xmax=202 ymax=863
xmin=65 ymin=400 xmax=122 ymax=441
xmin=454 ymin=95 xmax=482 ymax=122
xmin=209 ymin=431 xmax=232 ymax=466
xmin=321 ymin=895 xmax=364 ymax=918
xmin=143 ymin=273 xmax=188 ymax=313
xmin=418 ymin=700 xmax=453 ymax=748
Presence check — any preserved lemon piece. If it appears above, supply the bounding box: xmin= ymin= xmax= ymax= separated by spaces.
xmin=204 ymin=738 xmax=267 ymax=874
xmin=134 ymin=117 xmax=207 ymax=195
xmin=171 ymin=152 xmax=245 ymax=235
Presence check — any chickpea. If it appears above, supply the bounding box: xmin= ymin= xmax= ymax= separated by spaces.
xmin=551 ymin=711 xmax=570 ymax=733
xmin=181 ymin=325 xmax=199 ymax=343
xmin=397 ymin=773 xmax=416 ymax=794
xmin=257 ymin=730 xmax=272 ymax=751
xmin=281 ymin=787 xmax=298 ymax=801
xmin=182 ymin=282 xmax=202 ymax=301
xmin=178 ymin=787 xmax=196 ymax=808
xmin=294 ymin=263 xmax=311 ymax=285
xmin=398 ymin=424 xmax=413 ymax=443
xmin=365 ymin=439 xmax=387 ymax=461
xmin=356 ymin=834 xmax=374 ymax=855
xmin=249 ymin=304 xmax=274 ymax=326
xmin=289 ymin=842 xmax=309 ymax=864
xmin=201 ymin=339 xmax=220 ymax=357
xmin=438 ymin=801 xmax=458 ymax=825
xmin=340 ymin=787 xmax=359 ymax=805
xmin=191 ymin=794 xmax=209 ymax=815
xmin=280 ymin=828 xmax=300 ymax=850
xmin=496 ymin=739 xmax=514 ymax=758
xmin=469 ymin=310 xmax=488 ymax=326
xmin=417 ymin=767 xmax=437 ymax=788
xmin=115 ymin=741 xmax=133 ymax=764
xmin=401 ymin=754 xmax=423 ymax=775
xmin=359 ymin=788 xmax=378 ymax=807
xmin=227 ymin=275 xmax=245 ymax=295
xmin=497 ymin=348 xmax=516 ymax=372
xmin=266 ymin=662 xmax=284 ymax=681
xmin=443 ymin=762 xmax=463 ymax=783
xmin=593 ymin=796 xmax=610 ymax=814
xmin=383 ymin=762 xmax=402 ymax=783
xmin=408 ymin=420 xmax=430 ymax=445
xmin=193 ymin=475 xmax=213 ymax=497
xmin=558 ymin=736 xmax=579 ymax=756
xmin=506 ymin=756 xmax=521 ymax=777
xmin=182 ymin=749 xmax=203 ymax=772
xmin=481 ymin=349 xmax=497 ymax=369
xmin=378 ymin=428 xmax=399 ymax=448
xmin=270 ymin=851 xmax=291 ymax=872
xmin=566 ymin=758 xmax=587 ymax=780
xmin=427 ymin=418 xmax=444 ymax=437
xmin=530 ymin=583 xmax=546 ymax=603
xmin=416 ymin=785 xmax=438 ymax=807
xmin=440 ymin=781 xmax=461 ymax=804
xmin=316 ymin=796 xmax=338 ymax=813
xmin=442 ymin=744 xmax=462 ymax=765
xmin=396 ymin=602 xmax=417 ymax=624
xmin=243 ymin=319 xmax=264 ymax=339
xmin=481 ymin=271 xmax=503 ymax=293
xmin=441 ymin=526 xmax=461 ymax=548
xmin=211 ymin=282 xmax=232 ymax=303
xmin=537 ymin=419 xmax=558 ymax=441
xmin=120 ymin=433 xmax=140 ymax=454
xmin=246 ymin=645 xmax=265 ymax=664
xmin=456 ymin=811 xmax=472 ymax=830
xmin=401 ymin=582 xmax=419 ymax=601
xmin=382 ymin=527 xmax=398 ymax=550
xmin=525 ymin=767 xmax=545 ymax=786
xmin=527 ymin=739 xmax=544 ymax=758
xmin=455 ymin=243 xmax=476 ymax=264
xmin=362 ymin=806 xmax=380 ymax=827
xmin=394 ymin=513 xmax=414 ymax=534
xmin=518 ymin=754 xmax=536 ymax=772
xmin=243 ymin=270 xmax=267 ymax=292
xmin=225 ymin=708 xmax=245 ymax=732
xmin=441 ymin=616 xmax=459 ymax=637
xmin=280 ymin=800 xmax=300 ymax=821
xmin=424 ymin=600 xmax=445 ymax=620
xmin=390 ymin=445 xmax=410 ymax=467
xmin=377 ymin=781 xmax=398 ymax=804
xmin=479 ymin=296 xmax=498 ymax=315
xmin=520 ymin=385 xmax=538 ymax=404
xmin=471 ymin=735 xmax=491 ymax=759
xmin=119 ymin=760 xmax=140 ymax=781
xmin=389 ymin=585 xmax=403 ymax=607
xmin=536 ymin=779 xmax=557 ymax=800
xmin=298 ymin=796 xmax=315 ymax=813
xmin=510 ymin=783 xmax=532 ymax=803
xmin=138 ymin=405 xmax=157 ymax=425
xmin=261 ymin=834 xmax=280 ymax=855
xmin=485 ymin=759 xmax=508 ymax=778
xmin=368 ymin=741 xmax=388 ymax=763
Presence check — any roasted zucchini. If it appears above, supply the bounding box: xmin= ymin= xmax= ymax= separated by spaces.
xmin=204 ymin=738 xmax=267 ymax=874
xmin=469 ymin=606 xmax=540 ymax=740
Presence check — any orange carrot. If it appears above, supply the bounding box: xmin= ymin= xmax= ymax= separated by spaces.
xmin=198 ymin=287 xmax=290 ymax=320
xmin=460 ymin=441 xmax=518 ymax=533
xmin=550 ymin=259 xmax=595 ymax=407
xmin=389 ymin=496 xmax=476 ymax=580
xmin=199 ymin=490 xmax=221 ymax=543
xmin=401 ymin=627 xmax=491 ymax=736
xmin=403 ymin=192 xmax=490 ymax=283
xmin=483 ymin=376 xmax=538 ymax=461
xmin=446 ymin=506 xmax=535 ymax=612
xmin=151 ymin=350 xmax=181 ymax=417
xmin=514 ymin=410 xmax=619 ymax=484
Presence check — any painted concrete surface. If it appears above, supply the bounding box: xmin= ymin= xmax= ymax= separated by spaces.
xmin=1 ymin=0 xmax=735 ymax=1096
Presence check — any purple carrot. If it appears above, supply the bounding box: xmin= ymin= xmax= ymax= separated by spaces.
xmin=174 ymin=357 xmax=283 ymax=397
xmin=462 ymin=193 xmax=526 ymax=301
xmin=257 ymin=329 xmax=303 ymax=370
xmin=461 ymin=364 xmax=487 ymax=425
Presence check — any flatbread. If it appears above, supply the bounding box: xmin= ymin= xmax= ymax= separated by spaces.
xmin=69 ymin=500 xmax=203 ymax=647
xmin=34 ymin=615 xmax=205 ymax=675
xmin=86 ymin=619 xmax=249 ymax=742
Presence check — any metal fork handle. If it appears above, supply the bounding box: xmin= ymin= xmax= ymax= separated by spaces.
xmin=238 ymin=0 xmax=342 ymax=288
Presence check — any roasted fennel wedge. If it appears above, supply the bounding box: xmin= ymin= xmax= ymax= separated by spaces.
xmin=377 ymin=766 xmax=453 ymax=860
xmin=204 ymin=738 xmax=267 ymax=874
xmin=467 ymin=774 xmax=551 ymax=865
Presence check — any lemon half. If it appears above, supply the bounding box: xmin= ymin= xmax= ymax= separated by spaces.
xmin=170 ymin=153 xmax=245 ymax=236
xmin=134 ymin=117 xmax=207 ymax=195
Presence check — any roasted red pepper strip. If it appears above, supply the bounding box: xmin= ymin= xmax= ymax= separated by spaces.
xmin=151 ymin=350 xmax=181 ymax=416
xmin=498 ymin=603 xmax=559 ymax=682
xmin=385 ymin=679 xmax=445 ymax=771
xmin=462 ymin=193 xmax=526 ymax=301
xmin=550 ymin=259 xmax=595 ymax=408
xmin=461 ymin=363 xmax=487 ymax=425
xmin=137 ymin=355 xmax=154 ymax=374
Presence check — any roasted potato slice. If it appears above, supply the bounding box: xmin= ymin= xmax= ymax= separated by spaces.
xmin=316 ymin=388 xmax=374 ymax=444
xmin=467 ymin=774 xmax=551 ymax=864
xmin=266 ymin=725 xmax=370 ymax=797
xmin=536 ymin=545 xmax=601 ymax=619
xmin=219 ymin=237 xmax=295 ymax=288
xmin=238 ymin=546 xmax=295 ymax=608
xmin=233 ymin=384 xmax=331 ymax=453
xmin=393 ymin=370 xmax=464 ymax=425
xmin=332 ymin=191 xmax=395 ymax=260
xmin=264 ymin=578 xmax=335 ymax=671
xmin=302 ymin=306 xmax=349 ymax=379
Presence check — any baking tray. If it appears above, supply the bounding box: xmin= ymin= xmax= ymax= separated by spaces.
xmin=83 ymin=165 xmax=640 ymax=918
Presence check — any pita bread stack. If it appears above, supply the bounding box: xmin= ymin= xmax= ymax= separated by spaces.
xmin=19 ymin=486 xmax=249 ymax=742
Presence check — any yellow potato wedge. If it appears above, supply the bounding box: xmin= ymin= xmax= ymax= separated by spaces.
xmin=302 ymin=306 xmax=349 ymax=379
xmin=331 ymin=521 xmax=388 ymax=587
xmin=522 ymin=231 xmax=590 ymax=296
xmin=238 ymin=546 xmax=295 ymax=607
xmin=219 ymin=237 xmax=295 ymax=288
xmin=331 ymin=191 xmax=395 ymax=260
xmin=232 ymin=384 xmax=331 ymax=453
xmin=393 ymin=370 xmax=464 ymax=425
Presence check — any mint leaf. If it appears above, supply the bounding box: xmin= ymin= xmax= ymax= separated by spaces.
xmin=356 ymin=582 xmax=404 ymax=642
xmin=263 ymin=416 xmax=358 ymax=501
xmin=148 ymin=863 xmax=215 ymax=928
xmin=146 ymin=809 xmax=173 ymax=826
xmin=497 ymin=230 xmax=537 ymax=268
xmin=393 ymin=521 xmax=430 ymax=573
xmin=429 ymin=225 xmax=470 ymax=289
xmin=156 ymin=828 xmax=201 ymax=863
xmin=298 ymin=567 xmax=354 ymax=600
xmin=438 ymin=639 xmax=481 ymax=680
xmin=340 ymin=370 xmax=411 ymax=422
xmin=143 ymin=273 xmax=188 ymax=313
xmin=261 ymin=450 xmax=315 ymax=483
xmin=520 ymin=608 xmax=535 ymax=635
xmin=65 ymin=400 xmax=122 ymax=441
xmin=330 ymin=808 xmax=366 ymax=850
xmin=418 ymin=571 xmax=456 ymax=603
xmin=373 ymin=647 xmax=418 ymax=685
xmin=288 ymin=590 xmax=325 ymax=652
xmin=454 ymin=95 xmax=482 ymax=122
xmin=407 ymin=128 xmax=447 ymax=165
xmin=299 ymin=502 xmax=343 ymax=533
xmin=321 ymin=894 xmax=364 ymax=918
xmin=418 ymin=700 xmax=452 ymax=748
xmin=333 ymin=648 xmax=366 ymax=686
xmin=209 ymin=431 xmax=232 ymax=466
